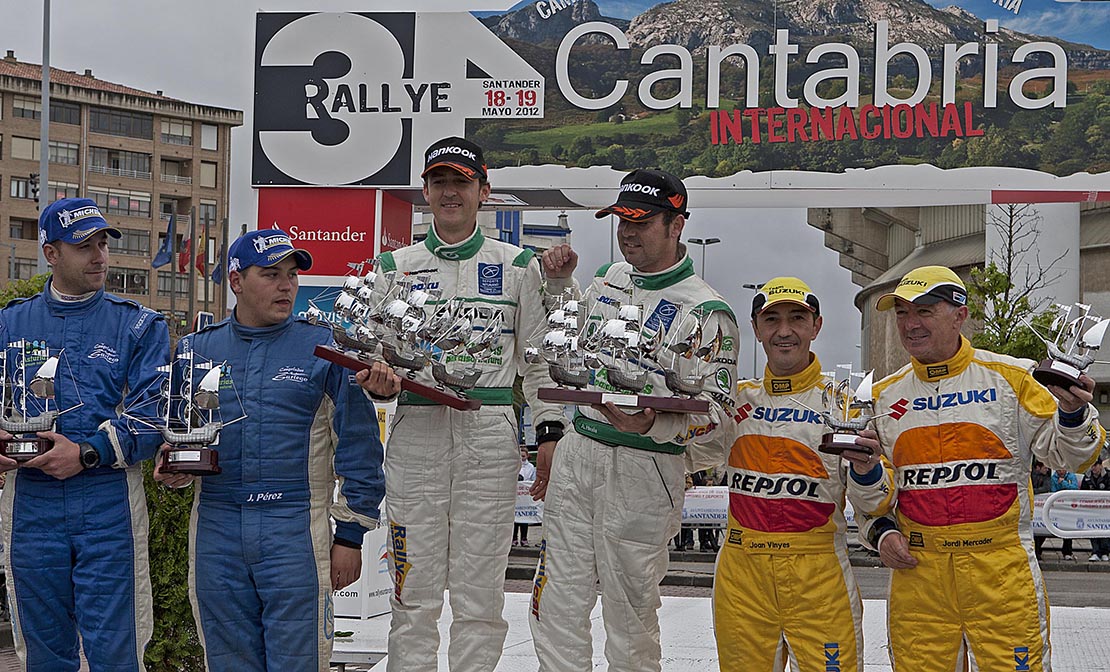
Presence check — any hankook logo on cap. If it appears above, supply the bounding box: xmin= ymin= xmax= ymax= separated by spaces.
xmin=427 ymin=146 xmax=476 ymax=162
xmin=620 ymin=183 xmax=661 ymax=197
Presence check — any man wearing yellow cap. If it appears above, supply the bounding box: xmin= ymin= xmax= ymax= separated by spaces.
xmin=700 ymin=277 xmax=865 ymax=672
xmin=846 ymin=265 xmax=1106 ymax=671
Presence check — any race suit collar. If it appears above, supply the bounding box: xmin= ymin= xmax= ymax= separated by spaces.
xmin=424 ymin=223 xmax=484 ymax=261
xmin=230 ymin=311 xmax=294 ymax=340
xmin=763 ymin=354 xmax=824 ymax=396
xmin=911 ymin=336 xmax=973 ymax=382
xmin=42 ymin=279 xmax=104 ymax=315
xmin=628 ymin=255 xmax=694 ymax=291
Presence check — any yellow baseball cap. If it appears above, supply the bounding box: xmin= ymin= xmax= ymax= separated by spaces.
xmin=876 ymin=265 xmax=967 ymax=311
xmin=751 ymin=277 xmax=820 ymax=317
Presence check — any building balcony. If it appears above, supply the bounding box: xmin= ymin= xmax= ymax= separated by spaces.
xmin=88 ymin=164 xmax=152 ymax=181
xmin=160 ymin=173 xmax=193 ymax=186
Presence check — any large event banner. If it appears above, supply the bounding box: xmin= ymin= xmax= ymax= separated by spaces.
xmin=253 ymin=1 xmax=1109 ymax=205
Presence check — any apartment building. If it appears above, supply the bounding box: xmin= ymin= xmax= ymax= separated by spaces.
xmin=0 ymin=50 xmax=242 ymax=328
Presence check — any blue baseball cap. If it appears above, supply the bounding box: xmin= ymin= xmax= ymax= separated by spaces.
xmin=227 ymin=229 xmax=312 ymax=273
xmin=39 ymin=198 xmax=121 ymax=246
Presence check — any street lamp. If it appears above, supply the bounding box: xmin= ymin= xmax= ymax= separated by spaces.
xmin=742 ymin=282 xmax=765 ymax=379
xmin=687 ymin=237 xmax=721 ymax=278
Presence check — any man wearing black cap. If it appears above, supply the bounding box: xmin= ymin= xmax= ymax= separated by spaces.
xmin=155 ymin=228 xmax=385 ymax=671
xmin=358 ymin=137 xmax=566 ymax=672
xmin=0 ymin=198 xmax=168 ymax=670
xmin=846 ymin=265 xmax=1105 ymax=671
xmin=530 ymin=169 xmax=739 ymax=672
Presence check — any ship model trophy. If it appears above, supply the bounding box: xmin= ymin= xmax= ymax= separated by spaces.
xmin=796 ymin=364 xmax=878 ymax=456
xmin=532 ymin=290 xmax=709 ymax=413
xmin=0 ymin=342 xmax=82 ymax=462
xmin=1028 ymin=303 xmax=1109 ymax=389
xmin=144 ymin=348 xmax=246 ymax=476
xmin=307 ymin=265 xmax=500 ymax=411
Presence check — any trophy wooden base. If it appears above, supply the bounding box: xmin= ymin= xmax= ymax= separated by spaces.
xmin=161 ymin=446 xmax=222 ymax=476
xmin=1032 ymin=358 xmax=1084 ymax=390
xmin=314 ymin=345 xmax=482 ymax=411
xmin=537 ymin=387 xmax=709 ymax=413
xmin=817 ymin=431 xmax=873 ymax=457
xmin=0 ymin=436 xmax=53 ymax=462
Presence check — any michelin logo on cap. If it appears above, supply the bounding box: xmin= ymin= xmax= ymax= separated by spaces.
xmin=58 ymin=206 xmax=105 ymax=229
xmin=253 ymin=234 xmax=294 ymax=253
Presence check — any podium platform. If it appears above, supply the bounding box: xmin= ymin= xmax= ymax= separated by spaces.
xmin=333 ymin=593 xmax=1110 ymax=670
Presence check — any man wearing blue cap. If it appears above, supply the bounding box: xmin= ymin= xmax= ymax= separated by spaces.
xmin=0 ymin=197 xmax=169 ymax=670
xmin=154 ymin=228 xmax=385 ymax=671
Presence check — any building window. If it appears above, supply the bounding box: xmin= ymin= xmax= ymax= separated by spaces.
xmin=10 ymin=177 xmax=32 ymax=200
xmin=13 ymin=95 xmax=40 ymax=119
xmin=107 ymin=269 xmax=149 ymax=296
xmin=90 ymin=147 xmax=151 ymax=179
xmin=161 ymin=119 xmax=192 ymax=146
xmin=51 ymin=101 xmax=81 ymax=125
xmin=90 ymin=106 xmax=153 ymax=140
xmin=11 ymin=137 xmax=38 ymax=161
xmin=88 ymin=187 xmax=152 ymax=218
xmin=200 ymin=161 xmax=217 ymax=188
xmin=47 ymin=181 xmax=79 ymax=201
xmin=48 ymin=141 xmax=79 ymax=165
xmin=157 ymin=270 xmax=189 ymax=298
xmin=9 ymin=217 xmax=37 ymax=240
xmin=115 ymin=229 xmax=151 ymax=256
xmin=11 ymin=257 xmax=37 ymax=281
xmin=201 ymin=124 xmax=218 ymax=151
xmin=159 ymin=158 xmax=192 ymax=185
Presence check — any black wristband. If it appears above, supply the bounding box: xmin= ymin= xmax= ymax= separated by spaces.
xmin=535 ymin=421 xmax=564 ymax=444
xmin=332 ymin=536 xmax=361 ymax=550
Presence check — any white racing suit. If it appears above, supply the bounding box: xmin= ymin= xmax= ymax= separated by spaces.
xmin=847 ymin=338 xmax=1106 ymax=671
xmin=374 ymin=224 xmax=565 ymax=672
xmin=530 ymin=256 xmax=739 ymax=672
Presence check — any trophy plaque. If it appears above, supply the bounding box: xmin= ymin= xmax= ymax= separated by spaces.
xmin=306 ymin=266 xmax=488 ymax=411
xmin=533 ymin=291 xmax=709 ymax=414
xmin=808 ymin=364 xmax=877 ymax=457
xmin=0 ymin=342 xmax=82 ymax=462
xmin=1029 ymin=303 xmax=1109 ymax=389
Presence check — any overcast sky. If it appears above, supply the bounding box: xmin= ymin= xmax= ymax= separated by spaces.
xmin=0 ymin=0 xmax=917 ymax=377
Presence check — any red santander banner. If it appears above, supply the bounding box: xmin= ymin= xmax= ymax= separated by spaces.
xmin=257 ymin=188 xmax=411 ymax=278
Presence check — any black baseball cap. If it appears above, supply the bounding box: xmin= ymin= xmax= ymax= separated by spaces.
xmin=421 ymin=136 xmax=487 ymax=181
xmin=595 ymin=169 xmax=690 ymax=222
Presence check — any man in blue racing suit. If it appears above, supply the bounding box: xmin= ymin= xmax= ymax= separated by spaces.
xmin=0 ymin=197 xmax=169 ymax=671
xmin=156 ymin=229 xmax=385 ymax=671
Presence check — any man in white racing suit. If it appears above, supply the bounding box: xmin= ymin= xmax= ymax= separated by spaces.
xmin=530 ymin=169 xmax=739 ymax=672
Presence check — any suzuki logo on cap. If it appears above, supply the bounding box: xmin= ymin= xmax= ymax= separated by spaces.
xmin=253 ymin=12 xmax=543 ymax=187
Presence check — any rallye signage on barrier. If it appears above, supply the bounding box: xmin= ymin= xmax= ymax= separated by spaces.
xmin=253 ymin=1 xmax=1109 ymax=203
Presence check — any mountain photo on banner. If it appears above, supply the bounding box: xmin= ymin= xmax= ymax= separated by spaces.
xmin=470 ymin=0 xmax=1110 ymax=178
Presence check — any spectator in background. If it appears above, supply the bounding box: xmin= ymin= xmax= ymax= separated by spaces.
xmin=1032 ymin=461 xmax=1053 ymax=561
xmin=673 ymin=474 xmax=695 ymax=552
xmin=690 ymin=470 xmax=720 ymax=552
xmin=515 ymin=446 xmax=537 ymax=547
xmin=1082 ymin=461 xmax=1110 ymax=561
xmin=1051 ymin=469 xmax=1080 ymax=560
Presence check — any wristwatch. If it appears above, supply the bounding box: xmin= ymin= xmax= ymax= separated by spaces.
xmin=79 ymin=442 xmax=101 ymax=469
xmin=535 ymin=421 xmax=564 ymax=445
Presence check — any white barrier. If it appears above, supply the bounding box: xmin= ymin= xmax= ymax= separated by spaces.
xmin=516 ymin=481 xmax=544 ymax=524
xmin=1040 ymin=491 xmax=1110 ymax=538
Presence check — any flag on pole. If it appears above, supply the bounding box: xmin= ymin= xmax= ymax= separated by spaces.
xmin=211 ymin=242 xmax=226 ymax=285
xmin=195 ymin=232 xmax=207 ymax=274
xmin=178 ymin=237 xmax=191 ymax=274
xmin=151 ymin=214 xmax=175 ymax=269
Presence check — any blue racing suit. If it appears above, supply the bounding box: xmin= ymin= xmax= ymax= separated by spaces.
xmin=0 ymin=283 xmax=169 ymax=671
xmin=184 ymin=313 xmax=384 ymax=672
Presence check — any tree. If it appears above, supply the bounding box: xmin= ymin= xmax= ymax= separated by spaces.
xmin=967 ymin=204 xmax=1067 ymax=361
